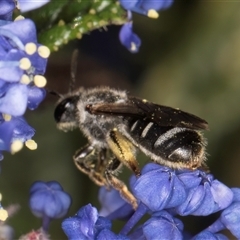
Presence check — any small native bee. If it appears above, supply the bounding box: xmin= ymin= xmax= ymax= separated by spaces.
xmin=54 ymin=51 xmax=208 ymax=209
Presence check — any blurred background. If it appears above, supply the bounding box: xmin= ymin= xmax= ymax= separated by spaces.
xmin=1 ymin=0 xmax=240 ymax=238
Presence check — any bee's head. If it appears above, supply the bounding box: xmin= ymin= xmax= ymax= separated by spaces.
xmin=54 ymin=94 xmax=80 ymax=132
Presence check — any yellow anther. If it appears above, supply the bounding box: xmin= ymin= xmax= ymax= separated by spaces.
xmin=2 ymin=114 xmax=11 ymax=121
xmin=14 ymin=15 xmax=25 ymax=21
xmin=25 ymin=42 xmax=37 ymax=55
xmin=53 ymin=46 xmax=59 ymax=52
xmin=58 ymin=19 xmax=65 ymax=26
xmin=0 ymin=193 xmax=2 ymax=201
xmin=87 ymin=22 xmax=93 ymax=28
xmin=19 ymin=58 xmax=31 ymax=70
xmin=33 ymin=75 xmax=47 ymax=88
xmin=111 ymin=7 xmax=117 ymax=13
xmin=11 ymin=140 xmax=23 ymax=154
xmin=89 ymin=9 xmax=96 ymax=14
xmin=25 ymin=139 xmax=38 ymax=150
xmin=37 ymin=46 xmax=50 ymax=59
xmin=99 ymin=20 xmax=106 ymax=26
xmin=0 ymin=208 xmax=8 ymax=221
xmin=76 ymin=32 xmax=82 ymax=39
xmin=147 ymin=9 xmax=159 ymax=19
xmin=20 ymin=74 xmax=31 ymax=84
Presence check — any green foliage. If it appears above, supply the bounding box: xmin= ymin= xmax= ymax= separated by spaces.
xmin=21 ymin=0 xmax=127 ymax=51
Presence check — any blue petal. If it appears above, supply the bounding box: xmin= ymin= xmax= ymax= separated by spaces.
xmin=98 ymin=187 xmax=133 ymax=220
xmin=96 ymin=229 xmax=129 ymax=240
xmin=119 ymin=0 xmax=173 ymax=16
xmin=18 ymin=0 xmax=50 ymax=13
xmin=210 ymin=180 xmax=233 ymax=210
xmin=131 ymin=163 xmax=186 ymax=212
xmin=94 ymin=216 xmax=112 ymax=236
xmin=141 ymin=0 xmax=174 ymax=11
xmin=0 ymin=0 xmax=15 ymax=21
xmin=76 ymin=204 xmax=98 ymax=239
xmin=1 ymin=19 xmax=37 ymax=44
xmin=29 ymin=181 xmax=71 ymax=219
xmin=27 ymin=86 xmax=46 ymax=110
xmin=220 ymin=202 xmax=240 ymax=239
xmin=0 ymin=119 xmax=14 ymax=152
xmin=192 ymin=230 xmax=228 ymax=240
xmin=119 ymin=0 xmax=139 ymax=11
xmin=62 ymin=216 xmax=91 ymax=240
xmin=231 ymin=188 xmax=240 ymax=202
xmin=119 ymin=23 xmax=141 ymax=53
xmin=176 ymin=173 xmax=233 ymax=216
xmin=0 ymin=83 xmax=28 ymax=116
xmin=62 ymin=204 xmax=98 ymax=240
xmin=9 ymin=116 xmax=34 ymax=141
xmin=142 ymin=211 xmax=183 ymax=239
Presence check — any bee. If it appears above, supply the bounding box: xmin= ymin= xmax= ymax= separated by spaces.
xmin=54 ymin=51 xmax=208 ymax=209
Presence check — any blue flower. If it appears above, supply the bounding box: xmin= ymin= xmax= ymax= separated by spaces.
xmin=120 ymin=0 xmax=174 ymax=18
xmin=130 ymin=163 xmax=187 ymax=212
xmin=141 ymin=210 xmax=183 ymax=240
xmin=204 ymin=188 xmax=240 ymax=239
xmin=192 ymin=230 xmax=228 ymax=240
xmin=175 ymin=170 xmax=233 ymax=216
xmin=97 ymin=229 xmax=129 ymax=240
xmin=98 ymin=187 xmax=134 ymax=220
xmin=119 ymin=22 xmax=141 ymax=53
xmin=0 ymin=16 xmax=50 ymax=158
xmin=0 ymin=0 xmax=15 ymax=21
xmin=0 ymin=115 xmax=35 ymax=159
xmin=29 ymin=181 xmax=71 ymax=231
xmin=62 ymin=204 xmax=118 ymax=240
xmin=18 ymin=0 xmax=50 ymax=13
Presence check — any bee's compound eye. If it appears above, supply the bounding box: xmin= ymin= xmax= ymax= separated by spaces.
xmin=54 ymin=96 xmax=78 ymax=123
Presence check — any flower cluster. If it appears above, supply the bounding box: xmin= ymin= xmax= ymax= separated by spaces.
xmin=61 ymin=163 xmax=240 ymax=239
xmin=0 ymin=0 xmax=50 ymax=159
xmin=119 ymin=0 xmax=173 ymax=53
xmin=29 ymin=181 xmax=71 ymax=232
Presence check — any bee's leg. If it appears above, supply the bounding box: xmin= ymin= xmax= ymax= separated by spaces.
xmin=107 ymin=128 xmax=141 ymax=176
xmin=105 ymin=157 xmax=138 ymax=210
xmin=73 ymin=144 xmax=109 ymax=187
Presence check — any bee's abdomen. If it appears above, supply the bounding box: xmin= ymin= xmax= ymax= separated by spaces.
xmin=127 ymin=119 xmax=205 ymax=169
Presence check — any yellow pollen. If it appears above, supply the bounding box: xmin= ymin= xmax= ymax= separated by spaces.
xmin=76 ymin=32 xmax=82 ymax=39
xmin=11 ymin=140 xmax=23 ymax=154
xmin=19 ymin=58 xmax=31 ymax=70
xmin=0 ymin=208 xmax=8 ymax=221
xmin=58 ymin=19 xmax=65 ymax=26
xmin=20 ymin=74 xmax=31 ymax=84
xmin=142 ymin=99 xmax=147 ymax=103
xmin=53 ymin=46 xmax=59 ymax=51
xmin=25 ymin=139 xmax=38 ymax=150
xmin=130 ymin=42 xmax=137 ymax=52
xmin=2 ymin=114 xmax=11 ymax=121
xmin=25 ymin=42 xmax=37 ymax=55
xmin=99 ymin=20 xmax=106 ymax=26
xmin=89 ymin=9 xmax=96 ymax=14
xmin=147 ymin=9 xmax=159 ymax=19
xmin=14 ymin=15 xmax=25 ymax=21
xmin=111 ymin=7 xmax=117 ymax=13
xmin=34 ymin=75 xmax=47 ymax=88
xmin=38 ymin=46 xmax=50 ymax=59
xmin=87 ymin=22 xmax=93 ymax=28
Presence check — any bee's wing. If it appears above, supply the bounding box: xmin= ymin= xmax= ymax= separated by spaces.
xmin=87 ymin=96 xmax=208 ymax=130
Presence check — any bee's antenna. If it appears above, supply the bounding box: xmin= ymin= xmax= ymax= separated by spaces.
xmin=69 ymin=49 xmax=79 ymax=93
xmin=48 ymin=89 xmax=62 ymax=98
